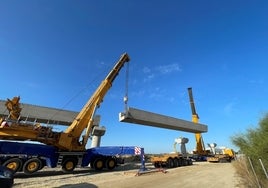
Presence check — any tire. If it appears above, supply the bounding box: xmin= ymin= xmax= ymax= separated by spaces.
xmin=173 ymin=158 xmax=179 ymax=168
xmin=38 ymin=160 xmax=45 ymax=170
xmin=187 ymin=159 xmax=193 ymax=165
xmin=166 ymin=158 xmax=174 ymax=168
xmin=177 ymin=158 xmax=182 ymax=167
xmin=219 ymin=158 xmax=228 ymax=163
xmin=154 ymin=162 xmax=161 ymax=168
xmin=181 ymin=159 xmax=187 ymax=166
xmin=93 ymin=158 xmax=104 ymax=171
xmin=105 ymin=157 xmax=116 ymax=170
xmin=62 ymin=158 xmax=77 ymax=172
xmin=3 ymin=158 xmax=22 ymax=173
xmin=23 ymin=158 xmax=42 ymax=174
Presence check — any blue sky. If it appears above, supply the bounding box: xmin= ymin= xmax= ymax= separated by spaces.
xmin=0 ymin=1 xmax=267 ymax=154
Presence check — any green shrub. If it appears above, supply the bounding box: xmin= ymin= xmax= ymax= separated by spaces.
xmin=231 ymin=114 xmax=268 ymax=187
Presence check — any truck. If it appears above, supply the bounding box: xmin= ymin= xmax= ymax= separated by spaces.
xmin=0 ymin=53 xmax=146 ymax=174
xmin=206 ymin=147 xmax=235 ymax=163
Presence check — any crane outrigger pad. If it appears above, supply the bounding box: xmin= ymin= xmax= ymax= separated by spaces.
xmin=0 ymin=100 xmax=78 ymax=126
xmin=119 ymin=107 xmax=208 ymax=133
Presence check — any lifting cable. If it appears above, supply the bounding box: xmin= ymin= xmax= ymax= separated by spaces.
xmin=124 ymin=61 xmax=129 ymax=112
xmin=48 ymin=66 xmax=107 ymax=123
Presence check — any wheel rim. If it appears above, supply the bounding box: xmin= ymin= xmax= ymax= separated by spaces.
xmin=96 ymin=160 xmax=103 ymax=168
xmin=65 ymin=161 xmax=74 ymax=170
xmin=27 ymin=162 xmax=38 ymax=171
xmin=7 ymin=162 xmax=18 ymax=170
xmin=108 ymin=160 xmax=115 ymax=168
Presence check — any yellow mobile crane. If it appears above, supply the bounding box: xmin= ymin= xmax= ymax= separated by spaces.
xmin=0 ymin=53 xmax=146 ymax=174
xmin=0 ymin=53 xmax=130 ymax=151
xmin=187 ymin=88 xmax=235 ymax=162
xmin=187 ymin=87 xmax=211 ymax=160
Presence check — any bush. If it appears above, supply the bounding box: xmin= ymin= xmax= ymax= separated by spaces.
xmin=231 ymin=114 xmax=268 ymax=187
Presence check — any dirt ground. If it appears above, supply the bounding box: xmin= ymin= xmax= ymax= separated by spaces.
xmin=13 ymin=161 xmax=244 ymax=188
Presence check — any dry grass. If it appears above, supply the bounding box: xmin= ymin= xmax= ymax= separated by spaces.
xmin=232 ymin=157 xmax=268 ymax=188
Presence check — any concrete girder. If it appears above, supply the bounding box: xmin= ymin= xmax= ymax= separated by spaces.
xmin=0 ymin=100 xmax=78 ymax=126
xmin=119 ymin=107 xmax=208 ymax=133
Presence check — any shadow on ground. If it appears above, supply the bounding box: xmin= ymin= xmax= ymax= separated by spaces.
xmin=14 ymin=162 xmax=151 ymax=179
xmin=55 ymin=182 xmax=97 ymax=188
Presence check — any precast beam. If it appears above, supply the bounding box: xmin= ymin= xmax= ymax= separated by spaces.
xmin=119 ymin=107 xmax=208 ymax=133
xmin=0 ymin=100 xmax=78 ymax=126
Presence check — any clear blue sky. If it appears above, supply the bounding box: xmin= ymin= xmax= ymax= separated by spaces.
xmin=0 ymin=1 xmax=267 ymax=154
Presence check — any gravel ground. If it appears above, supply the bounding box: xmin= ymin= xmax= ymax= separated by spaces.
xmin=13 ymin=161 xmax=245 ymax=188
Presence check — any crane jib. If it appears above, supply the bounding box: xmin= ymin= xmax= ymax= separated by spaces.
xmin=106 ymin=53 xmax=130 ymax=83
xmin=59 ymin=53 xmax=131 ymax=151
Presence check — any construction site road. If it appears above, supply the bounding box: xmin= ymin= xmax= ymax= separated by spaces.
xmin=13 ymin=161 xmax=244 ymax=188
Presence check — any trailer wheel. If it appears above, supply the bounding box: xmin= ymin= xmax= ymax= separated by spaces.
xmin=173 ymin=158 xmax=179 ymax=167
xmin=93 ymin=158 xmax=104 ymax=171
xmin=187 ymin=159 xmax=193 ymax=165
xmin=154 ymin=162 xmax=161 ymax=168
xmin=219 ymin=158 xmax=228 ymax=163
xmin=167 ymin=158 xmax=174 ymax=168
xmin=177 ymin=158 xmax=183 ymax=167
xmin=62 ymin=158 xmax=77 ymax=172
xmin=23 ymin=158 xmax=41 ymax=174
xmin=181 ymin=159 xmax=187 ymax=166
xmin=105 ymin=157 xmax=116 ymax=170
xmin=3 ymin=158 xmax=22 ymax=172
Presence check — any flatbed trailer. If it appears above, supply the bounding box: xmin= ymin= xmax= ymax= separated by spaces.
xmin=207 ymin=154 xmax=232 ymax=163
xmin=0 ymin=141 xmax=144 ymax=174
xmin=151 ymin=153 xmax=192 ymax=168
